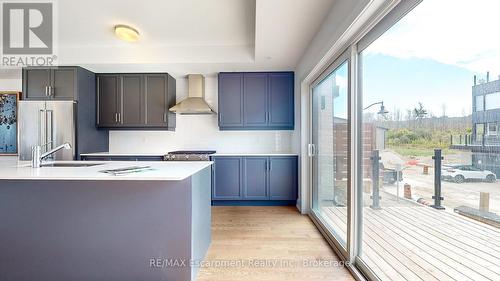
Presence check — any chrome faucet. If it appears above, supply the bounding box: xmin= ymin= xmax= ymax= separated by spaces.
xmin=31 ymin=142 xmax=72 ymax=168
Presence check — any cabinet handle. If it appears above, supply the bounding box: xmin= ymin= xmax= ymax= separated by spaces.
xmin=163 ymin=112 xmax=167 ymax=123
xmin=218 ymin=113 xmax=222 ymax=124
xmin=45 ymin=86 xmax=48 ymax=96
xmin=114 ymin=113 xmax=118 ymax=123
xmin=50 ymin=86 xmax=54 ymax=97
xmin=118 ymin=113 xmax=121 ymax=123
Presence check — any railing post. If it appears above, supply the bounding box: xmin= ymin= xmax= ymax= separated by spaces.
xmin=450 ymin=134 xmax=453 ymax=146
xmin=482 ymin=133 xmax=485 ymax=146
xmin=479 ymin=192 xmax=490 ymax=212
xmin=459 ymin=135 xmax=462 ymax=144
xmin=465 ymin=134 xmax=468 ymax=146
xmin=431 ymin=149 xmax=445 ymax=210
xmin=370 ymin=150 xmax=381 ymax=210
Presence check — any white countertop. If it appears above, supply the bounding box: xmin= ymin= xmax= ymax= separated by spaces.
xmin=80 ymin=152 xmax=167 ymax=156
xmin=0 ymin=160 xmax=212 ymax=181
xmin=211 ymin=153 xmax=298 ymax=156
xmin=81 ymin=152 xmax=298 ymax=157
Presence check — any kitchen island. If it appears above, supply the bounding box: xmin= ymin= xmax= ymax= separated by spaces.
xmin=0 ymin=160 xmax=212 ymax=281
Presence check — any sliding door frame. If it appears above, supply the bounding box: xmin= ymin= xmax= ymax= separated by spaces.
xmin=305 ymin=0 xmax=423 ymax=280
xmin=309 ymin=48 xmax=352 ymax=260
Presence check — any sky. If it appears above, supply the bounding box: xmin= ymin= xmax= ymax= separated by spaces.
xmin=362 ymin=0 xmax=500 ymax=117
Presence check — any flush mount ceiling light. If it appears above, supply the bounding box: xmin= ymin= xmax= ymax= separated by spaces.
xmin=114 ymin=24 xmax=140 ymax=42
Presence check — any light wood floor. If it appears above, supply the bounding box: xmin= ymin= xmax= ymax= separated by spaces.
xmin=197 ymin=206 xmax=354 ymax=281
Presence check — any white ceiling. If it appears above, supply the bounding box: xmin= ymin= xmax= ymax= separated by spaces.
xmin=2 ymin=0 xmax=335 ymax=77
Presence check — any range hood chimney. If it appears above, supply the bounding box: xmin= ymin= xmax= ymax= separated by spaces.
xmin=169 ymin=74 xmax=215 ymax=114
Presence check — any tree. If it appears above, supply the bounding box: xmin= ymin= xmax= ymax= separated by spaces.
xmin=413 ymin=102 xmax=428 ymax=120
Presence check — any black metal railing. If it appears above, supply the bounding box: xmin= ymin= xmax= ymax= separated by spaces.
xmin=450 ymin=134 xmax=500 ymax=147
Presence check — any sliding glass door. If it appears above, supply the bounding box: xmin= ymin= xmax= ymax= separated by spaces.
xmin=354 ymin=0 xmax=500 ymax=279
xmin=311 ymin=52 xmax=350 ymax=249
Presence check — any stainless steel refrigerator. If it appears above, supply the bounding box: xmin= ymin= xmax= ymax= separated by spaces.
xmin=18 ymin=100 xmax=108 ymax=161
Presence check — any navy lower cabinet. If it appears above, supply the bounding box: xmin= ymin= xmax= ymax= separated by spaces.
xmin=243 ymin=157 xmax=268 ymax=200
xmin=218 ymin=72 xmax=294 ymax=130
xmin=269 ymin=157 xmax=298 ymax=200
xmin=212 ymin=157 xmax=243 ymax=200
xmin=211 ymin=155 xmax=298 ymax=206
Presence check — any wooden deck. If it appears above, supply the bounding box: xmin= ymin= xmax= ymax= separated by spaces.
xmin=323 ymin=206 xmax=500 ymax=281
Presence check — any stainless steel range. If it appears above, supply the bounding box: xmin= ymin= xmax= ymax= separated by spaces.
xmin=164 ymin=150 xmax=216 ymax=161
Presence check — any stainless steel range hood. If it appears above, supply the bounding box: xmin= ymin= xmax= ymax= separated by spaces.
xmin=169 ymin=74 xmax=215 ymax=114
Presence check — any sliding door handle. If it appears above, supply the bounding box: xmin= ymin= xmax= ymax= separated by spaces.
xmin=308 ymin=144 xmax=316 ymax=157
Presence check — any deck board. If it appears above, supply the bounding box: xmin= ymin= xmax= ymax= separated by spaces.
xmin=371 ymin=208 xmax=494 ymax=280
xmin=323 ymin=206 xmax=500 ymax=281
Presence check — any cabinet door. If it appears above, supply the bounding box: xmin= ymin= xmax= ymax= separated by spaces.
xmin=269 ymin=156 xmax=298 ymax=200
xmin=212 ymin=157 xmax=243 ymax=200
xmin=243 ymin=157 xmax=268 ymax=200
xmin=97 ymin=75 xmax=120 ymax=127
xmin=145 ymin=74 xmax=168 ymax=126
xmin=51 ymin=68 xmax=76 ymax=99
xmin=218 ymin=73 xmax=243 ymax=128
xmin=121 ymin=75 xmax=143 ymax=126
xmin=268 ymin=73 xmax=294 ymax=129
xmin=23 ymin=68 xmax=51 ymax=99
xmin=243 ymin=73 xmax=268 ymax=127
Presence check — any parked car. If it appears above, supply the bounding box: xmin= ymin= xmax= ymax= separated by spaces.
xmin=441 ymin=165 xmax=496 ymax=183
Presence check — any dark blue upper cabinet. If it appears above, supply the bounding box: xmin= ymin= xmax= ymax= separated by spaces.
xmin=218 ymin=73 xmax=243 ymax=128
xmin=218 ymin=72 xmax=294 ymax=130
xmin=269 ymin=73 xmax=294 ymax=128
xmin=269 ymin=156 xmax=298 ymax=200
xmin=243 ymin=73 xmax=268 ymax=128
xmin=243 ymin=157 xmax=268 ymax=200
xmin=212 ymin=157 xmax=243 ymax=200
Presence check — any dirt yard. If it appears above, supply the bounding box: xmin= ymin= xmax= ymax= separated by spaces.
xmin=379 ymin=149 xmax=500 ymax=214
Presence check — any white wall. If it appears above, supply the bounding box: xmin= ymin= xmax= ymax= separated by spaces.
xmin=0 ymin=79 xmax=22 ymax=91
xmin=109 ymin=75 xmax=295 ymax=153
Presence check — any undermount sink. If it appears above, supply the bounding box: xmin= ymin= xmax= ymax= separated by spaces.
xmin=41 ymin=163 xmax=104 ymax=167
